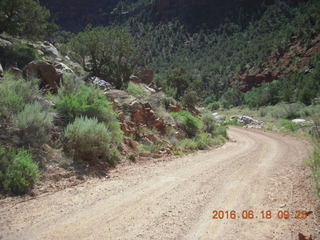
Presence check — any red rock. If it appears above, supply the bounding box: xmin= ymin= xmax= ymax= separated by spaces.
xmin=23 ymin=60 xmax=62 ymax=93
xmin=134 ymin=70 xmax=154 ymax=85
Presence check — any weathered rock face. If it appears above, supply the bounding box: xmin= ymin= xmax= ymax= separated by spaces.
xmin=53 ymin=62 xmax=74 ymax=75
xmin=23 ymin=60 xmax=62 ymax=93
xmin=0 ymin=64 xmax=3 ymax=78
xmin=236 ymin=73 xmax=277 ymax=92
xmin=230 ymin=36 xmax=320 ymax=92
xmin=0 ymin=38 xmax=12 ymax=48
xmin=130 ymin=101 xmax=166 ymax=133
xmin=41 ymin=41 xmax=60 ymax=59
xmin=132 ymin=70 xmax=154 ymax=85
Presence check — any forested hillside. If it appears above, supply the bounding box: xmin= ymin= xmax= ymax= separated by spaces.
xmin=120 ymin=0 xmax=320 ymax=107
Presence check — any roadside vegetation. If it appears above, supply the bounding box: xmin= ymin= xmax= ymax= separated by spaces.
xmin=0 ymin=0 xmax=319 ymax=198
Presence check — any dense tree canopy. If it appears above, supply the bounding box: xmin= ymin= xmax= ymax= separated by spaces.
xmin=0 ymin=0 xmax=56 ymax=39
xmin=65 ymin=26 xmax=138 ymax=89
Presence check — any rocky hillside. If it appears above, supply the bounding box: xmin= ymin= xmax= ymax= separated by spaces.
xmin=0 ymin=32 xmax=228 ymax=196
xmin=230 ymin=32 xmax=320 ymax=92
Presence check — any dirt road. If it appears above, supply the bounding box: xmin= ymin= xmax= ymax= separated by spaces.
xmin=0 ymin=127 xmax=319 ymax=240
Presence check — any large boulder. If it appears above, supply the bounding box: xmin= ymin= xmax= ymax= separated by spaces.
xmin=86 ymin=76 xmax=115 ymax=90
xmin=238 ymin=115 xmax=263 ymax=129
xmin=238 ymin=115 xmax=260 ymax=125
xmin=23 ymin=60 xmax=62 ymax=93
xmin=53 ymin=62 xmax=74 ymax=75
xmin=0 ymin=38 xmax=12 ymax=48
xmin=40 ymin=41 xmax=60 ymax=59
xmin=132 ymin=70 xmax=154 ymax=85
xmin=292 ymin=119 xmax=307 ymax=126
xmin=0 ymin=64 xmax=3 ymax=78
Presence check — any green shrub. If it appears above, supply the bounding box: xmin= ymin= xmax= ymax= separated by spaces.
xmin=172 ymin=111 xmax=202 ymax=138
xmin=213 ymin=126 xmax=228 ymax=139
xmin=0 ymin=147 xmax=39 ymax=194
xmin=59 ymin=74 xmax=84 ymax=93
xmin=270 ymin=103 xmax=305 ymax=119
xmin=13 ymin=103 xmax=53 ymax=147
xmin=127 ymin=82 xmax=144 ymax=95
xmin=206 ymin=102 xmax=220 ymax=111
xmin=195 ymin=133 xmax=214 ymax=150
xmin=55 ymin=85 xmax=119 ymax=127
xmin=311 ymin=146 xmax=320 ymax=197
xmin=259 ymin=108 xmax=268 ymax=117
xmin=0 ymin=0 xmax=55 ymax=39
xmin=182 ymin=90 xmax=199 ymax=109
xmin=65 ymin=26 xmax=137 ymax=89
xmin=222 ymin=86 xmax=244 ymax=108
xmin=63 ymin=117 xmax=122 ymax=165
xmin=0 ymin=74 xmax=39 ymax=118
xmin=164 ymin=68 xmax=201 ymax=100
xmin=201 ymin=113 xmax=216 ymax=135
xmin=162 ymin=96 xmax=177 ymax=109
xmin=245 ymin=81 xmax=280 ymax=108
xmin=280 ymin=120 xmax=300 ymax=132
xmin=0 ymin=42 xmax=39 ymax=69
xmin=176 ymin=139 xmax=198 ymax=151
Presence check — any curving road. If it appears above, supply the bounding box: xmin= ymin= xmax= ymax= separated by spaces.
xmin=0 ymin=127 xmax=318 ymax=239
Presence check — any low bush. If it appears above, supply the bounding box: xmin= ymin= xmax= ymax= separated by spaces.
xmin=279 ymin=120 xmax=300 ymax=132
xmin=201 ymin=113 xmax=216 ymax=135
xmin=182 ymin=90 xmax=199 ymax=110
xmin=13 ymin=103 xmax=53 ymax=147
xmin=127 ymin=82 xmax=144 ymax=95
xmin=176 ymin=139 xmax=198 ymax=151
xmin=0 ymin=146 xmax=39 ymax=194
xmin=55 ymin=84 xmax=119 ymax=128
xmin=213 ymin=126 xmax=228 ymax=139
xmin=195 ymin=133 xmax=214 ymax=150
xmin=172 ymin=111 xmax=202 ymax=138
xmin=0 ymin=74 xmax=39 ymax=118
xmin=270 ymin=103 xmax=305 ymax=119
xmin=206 ymin=102 xmax=220 ymax=111
xmin=162 ymin=96 xmax=176 ymax=109
xmin=0 ymin=42 xmax=39 ymax=69
xmin=63 ymin=117 xmax=122 ymax=165
xmin=311 ymin=146 xmax=320 ymax=197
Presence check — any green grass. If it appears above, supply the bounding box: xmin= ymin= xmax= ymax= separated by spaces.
xmin=127 ymin=82 xmax=144 ymax=95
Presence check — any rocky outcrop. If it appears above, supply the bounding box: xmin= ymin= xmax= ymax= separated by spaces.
xmin=235 ymin=73 xmax=277 ymax=92
xmin=23 ymin=60 xmax=62 ymax=93
xmin=131 ymin=70 xmax=154 ymax=85
xmin=230 ymin=37 xmax=320 ymax=92
xmin=130 ymin=101 xmax=166 ymax=133
xmin=86 ymin=76 xmax=115 ymax=90
xmin=53 ymin=62 xmax=74 ymax=75
xmin=238 ymin=115 xmax=264 ymax=129
xmin=0 ymin=38 xmax=12 ymax=48
xmin=41 ymin=41 xmax=60 ymax=59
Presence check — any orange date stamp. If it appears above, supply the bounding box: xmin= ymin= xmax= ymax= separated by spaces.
xmin=212 ymin=210 xmax=312 ymax=220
